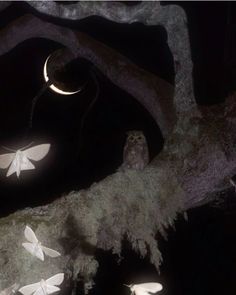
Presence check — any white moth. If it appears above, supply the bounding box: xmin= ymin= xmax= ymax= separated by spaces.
xmin=124 ymin=283 xmax=163 ymax=295
xmin=19 ymin=273 xmax=64 ymax=295
xmin=0 ymin=284 xmax=20 ymax=295
xmin=0 ymin=143 xmax=50 ymax=178
xmin=22 ymin=225 xmax=61 ymax=261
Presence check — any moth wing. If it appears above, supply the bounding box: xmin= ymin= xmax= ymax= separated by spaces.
xmin=133 ymin=289 xmax=149 ymax=295
xmin=32 ymin=289 xmax=44 ymax=295
xmin=33 ymin=245 xmax=44 ymax=261
xmin=6 ymin=157 xmax=17 ymax=177
xmin=24 ymin=225 xmax=38 ymax=243
xmin=46 ymin=273 xmax=64 ymax=286
xmin=45 ymin=286 xmax=60 ymax=295
xmin=22 ymin=243 xmax=44 ymax=261
xmin=41 ymin=246 xmax=61 ymax=258
xmin=24 ymin=144 xmax=51 ymax=161
xmin=135 ymin=283 xmax=163 ymax=293
xmin=19 ymin=283 xmax=40 ymax=295
xmin=0 ymin=153 xmax=15 ymax=169
xmin=20 ymin=155 xmax=35 ymax=171
xmin=22 ymin=242 xmax=35 ymax=256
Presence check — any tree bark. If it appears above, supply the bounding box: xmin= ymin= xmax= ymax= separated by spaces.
xmin=0 ymin=14 xmax=175 ymax=138
xmin=0 ymin=1 xmax=11 ymax=11
xmin=26 ymin=1 xmax=196 ymax=116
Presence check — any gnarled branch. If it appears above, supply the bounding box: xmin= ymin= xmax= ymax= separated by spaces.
xmin=0 ymin=14 xmax=175 ymax=137
xmin=27 ymin=1 xmax=196 ymax=116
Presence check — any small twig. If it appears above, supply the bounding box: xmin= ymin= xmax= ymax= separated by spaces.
xmin=78 ymin=67 xmax=100 ymax=152
xmin=29 ymin=80 xmax=53 ymax=130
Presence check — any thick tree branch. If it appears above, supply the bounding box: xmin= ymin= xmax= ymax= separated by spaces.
xmin=0 ymin=14 xmax=175 ymax=137
xmin=0 ymin=167 xmax=185 ymax=292
xmin=27 ymin=1 xmax=152 ymax=23
xmin=0 ymin=2 xmax=11 ymax=11
xmin=27 ymin=1 xmax=196 ymax=117
xmin=1 ymin=95 xmax=236 ymax=291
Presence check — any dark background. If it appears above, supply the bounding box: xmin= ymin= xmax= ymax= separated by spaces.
xmin=0 ymin=1 xmax=236 ymax=295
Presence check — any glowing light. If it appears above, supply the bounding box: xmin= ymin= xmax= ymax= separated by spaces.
xmin=43 ymin=55 xmax=81 ymax=95
xmin=22 ymin=225 xmax=61 ymax=261
xmin=0 ymin=144 xmax=50 ymax=178
xmin=124 ymin=283 xmax=163 ymax=295
xmin=19 ymin=274 xmax=64 ymax=295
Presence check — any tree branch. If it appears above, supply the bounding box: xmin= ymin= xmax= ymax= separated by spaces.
xmin=27 ymin=1 xmax=196 ymax=116
xmin=0 ymin=167 xmax=185 ymax=292
xmin=0 ymin=1 xmax=11 ymax=12
xmin=0 ymin=14 xmax=175 ymax=138
xmin=27 ymin=1 xmax=152 ymax=23
xmin=1 ymin=95 xmax=236 ymax=291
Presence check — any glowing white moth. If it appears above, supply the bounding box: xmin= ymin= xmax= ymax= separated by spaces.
xmin=124 ymin=283 xmax=163 ymax=295
xmin=0 ymin=284 xmax=20 ymax=295
xmin=19 ymin=273 xmax=64 ymax=295
xmin=22 ymin=225 xmax=61 ymax=261
xmin=0 ymin=143 xmax=50 ymax=178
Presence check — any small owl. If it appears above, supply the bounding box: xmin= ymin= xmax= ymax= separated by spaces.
xmin=122 ymin=130 xmax=149 ymax=171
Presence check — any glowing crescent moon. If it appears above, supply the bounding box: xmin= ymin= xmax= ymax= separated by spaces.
xmin=43 ymin=55 xmax=81 ymax=95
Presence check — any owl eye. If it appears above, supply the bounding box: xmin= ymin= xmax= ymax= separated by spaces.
xmin=129 ymin=135 xmax=135 ymax=142
xmin=137 ymin=136 xmax=143 ymax=140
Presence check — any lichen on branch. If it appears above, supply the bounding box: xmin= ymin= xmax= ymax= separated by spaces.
xmin=0 ymin=168 xmax=185 ymax=292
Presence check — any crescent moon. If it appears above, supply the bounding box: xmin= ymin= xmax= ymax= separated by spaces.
xmin=43 ymin=55 xmax=81 ymax=95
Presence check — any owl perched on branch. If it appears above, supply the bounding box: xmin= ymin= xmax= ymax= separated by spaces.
xmin=122 ymin=130 xmax=149 ymax=171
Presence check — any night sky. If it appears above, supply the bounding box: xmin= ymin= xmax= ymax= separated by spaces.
xmin=0 ymin=2 xmax=236 ymax=295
